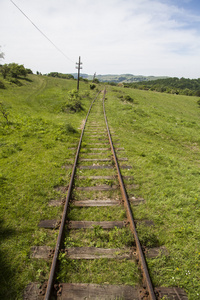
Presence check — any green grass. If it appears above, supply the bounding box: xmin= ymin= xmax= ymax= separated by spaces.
xmin=57 ymin=258 xmax=140 ymax=286
xmin=105 ymin=86 xmax=200 ymax=300
xmin=64 ymin=227 xmax=134 ymax=248
xmin=75 ymin=178 xmax=117 ymax=187
xmin=68 ymin=206 xmax=126 ymax=221
xmin=0 ymin=74 xmax=95 ymax=299
xmin=1 ymin=74 xmax=200 ymax=299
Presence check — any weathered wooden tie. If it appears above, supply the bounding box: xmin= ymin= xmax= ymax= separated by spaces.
xmin=68 ymin=221 xmax=126 ymax=229
xmin=73 ymin=199 xmax=119 ymax=206
xmin=76 ymin=185 xmax=118 ymax=191
xmin=79 ymin=165 xmax=132 ymax=169
xmin=23 ymin=283 xmax=188 ymax=300
xmin=78 ymin=175 xmax=115 ymax=179
xmin=38 ymin=219 xmax=154 ymax=229
xmin=31 ymin=245 xmax=169 ymax=260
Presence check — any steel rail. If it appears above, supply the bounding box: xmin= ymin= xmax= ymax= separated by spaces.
xmin=44 ymin=91 xmax=101 ymax=300
xmin=102 ymin=89 xmax=157 ymax=300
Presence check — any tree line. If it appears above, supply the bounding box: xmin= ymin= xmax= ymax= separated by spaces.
xmin=47 ymin=72 xmax=74 ymax=80
xmin=0 ymin=63 xmax=32 ymax=88
xmin=124 ymin=77 xmax=200 ymax=96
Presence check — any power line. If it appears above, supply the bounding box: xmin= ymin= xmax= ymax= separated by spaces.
xmin=10 ymin=0 xmax=75 ymax=64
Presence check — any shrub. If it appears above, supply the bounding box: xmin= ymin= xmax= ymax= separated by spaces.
xmin=195 ymin=90 xmax=200 ymax=97
xmin=0 ymin=101 xmax=9 ymax=123
xmin=65 ymin=123 xmax=77 ymax=134
xmin=0 ymin=80 xmax=5 ymax=89
xmin=120 ymin=95 xmax=134 ymax=103
xmin=8 ymin=77 xmax=22 ymax=86
xmin=90 ymin=84 xmax=96 ymax=90
xmin=109 ymin=82 xmax=117 ymax=86
xmin=124 ymin=95 xmax=134 ymax=103
xmin=62 ymin=89 xmax=83 ymax=113
xmin=0 ymin=174 xmax=7 ymax=187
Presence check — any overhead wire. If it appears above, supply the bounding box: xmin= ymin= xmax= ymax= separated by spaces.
xmin=10 ymin=0 xmax=75 ymax=64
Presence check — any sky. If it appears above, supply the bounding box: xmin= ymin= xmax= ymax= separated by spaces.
xmin=1 ymin=0 xmax=200 ymax=78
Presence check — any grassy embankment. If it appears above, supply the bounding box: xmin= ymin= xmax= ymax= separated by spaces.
xmin=0 ymin=75 xmax=200 ymax=299
xmin=105 ymin=86 xmax=200 ymax=300
xmin=0 ymin=74 xmax=95 ymax=299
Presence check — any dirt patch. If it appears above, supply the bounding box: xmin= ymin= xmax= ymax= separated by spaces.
xmin=78 ymin=119 xmax=85 ymax=130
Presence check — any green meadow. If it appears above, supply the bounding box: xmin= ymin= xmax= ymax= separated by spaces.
xmin=105 ymin=86 xmax=200 ymax=300
xmin=0 ymin=74 xmax=200 ymax=299
xmin=0 ymin=75 xmax=93 ymax=299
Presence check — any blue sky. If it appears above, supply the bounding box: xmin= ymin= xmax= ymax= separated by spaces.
xmin=1 ymin=0 xmax=200 ymax=78
xmin=166 ymin=0 xmax=200 ymax=11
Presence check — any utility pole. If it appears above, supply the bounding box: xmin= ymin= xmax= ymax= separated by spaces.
xmin=93 ymin=72 xmax=96 ymax=82
xmin=76 ymin=56 xmax=82 ymax=91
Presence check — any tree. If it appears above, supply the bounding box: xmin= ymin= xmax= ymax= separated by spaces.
xmin=93 ymin=78 xmax=99 ymax=84
xmin=18 ymin=64 xmax=27 ymax=77
xmin=1 ymin=63 xmax=29 ymax=81
xmin=195 ymin=90 xmax=200 ymax=97
xmin=26 ymin=68 xmax=33 ymax=74
xmin=9 ymin=63 xmax=27 ymax=78
xmin=48 ymin=72 xmax=74 ymax=79
xmin=1 ymin=64 xmax=10 ymax=79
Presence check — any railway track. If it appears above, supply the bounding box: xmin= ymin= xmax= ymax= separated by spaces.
xmin=25 ymin=89 xmax=188 ymax=300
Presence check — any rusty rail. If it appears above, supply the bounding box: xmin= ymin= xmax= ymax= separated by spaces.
xmin=102 ymin=89 xmax=156 ymax=300
xmin=44 ymin=91 xmax=101 ymax=300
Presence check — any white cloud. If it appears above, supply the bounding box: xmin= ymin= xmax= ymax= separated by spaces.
xmin=1 ymin=0 xmax=200 ymax=77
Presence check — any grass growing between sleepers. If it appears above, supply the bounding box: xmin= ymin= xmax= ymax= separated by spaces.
xmin=57 ymin=258 xmax=140 ymax=286
xmin=59 ymin=226 xmax=139 ymax=286
xmin=64 ymin=226 xmax=134 ymax=248
xmin=68 ymin=206 xmax=126 ymax=221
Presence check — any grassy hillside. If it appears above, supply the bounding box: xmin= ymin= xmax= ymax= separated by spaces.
xmin=0 ymin=74 xmax=96 ymax=299
xmin=105 ymin=87 xmax=200 ymax=300
xmin=127 ymin=77 xmax=200 ymax=96
xmin=94 ymin=74 xmax=167 ymax=83
xmin=71 ymin=73 xmax=167 ymax=83
xmin=0 ymin=75 xmax=200 ymax=299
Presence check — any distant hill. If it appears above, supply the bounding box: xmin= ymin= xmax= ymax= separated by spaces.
xmin=71 ymin=73 xmax=168 ymax=83
xmin=126 ymin=77 xmax=200 ymax=96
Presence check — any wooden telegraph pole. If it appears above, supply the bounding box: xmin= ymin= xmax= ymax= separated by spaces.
xmin=93 ymin=72 xmax=96 ymax=82
xmin=76 ymin=56 xmax=82 ymax=91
